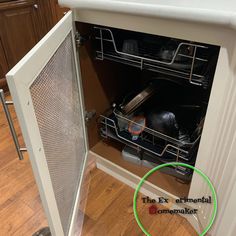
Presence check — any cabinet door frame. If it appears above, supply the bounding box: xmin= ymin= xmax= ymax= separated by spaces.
xmin=6 ymin=11 xmax=88 ymax=236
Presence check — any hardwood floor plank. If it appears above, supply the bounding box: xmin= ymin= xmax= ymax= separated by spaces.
xmin=17 ymin=181 xmax=43 ymax=212
xmin=12 ymin=208 xmax=48 ymax=236
xmin=173 ymin=218 xmax=198 ymax=236
xmin=0 ymin=166 xmax=35 ymax=206
xmin=82 ymin=169 xmax=125 ymax=221
xmin=0 ymin=199 xmax=34 ymax=235
xmin=100 ymin=188 xmax=137 ymax=236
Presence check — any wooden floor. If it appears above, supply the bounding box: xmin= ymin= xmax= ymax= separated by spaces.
xmin=0 ymin=94 xmax=48 ymax=235
xmin=80 ymin=167 xmax=197 ymax=236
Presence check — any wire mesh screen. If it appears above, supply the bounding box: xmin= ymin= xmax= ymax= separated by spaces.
xmin=30 ymin=33 xmax=86 ymax=235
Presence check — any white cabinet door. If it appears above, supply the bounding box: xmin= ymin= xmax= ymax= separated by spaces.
xmin=6 ymin=12 xmax=88 ymax=236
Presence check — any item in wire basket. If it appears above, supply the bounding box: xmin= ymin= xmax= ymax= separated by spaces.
xmin=147 ymin=110 xmax=179 ymax=138
xmin=159 ymin=39 xmax=178 ymax=62
xmin=122 ymin=145 xmax=142 ymax=165
xmin=116 ymin=110 xmax=134 ymax=131
xmin=128 ymin=116 xmax=146 ymax=140
xmin=158 ymin=39 xmax=193 ymax=62
xmin=122 ymin=39 xmax=139 ymax=56
xmin=121 ymin=85 xmax=156 ymax=115
xmin=178 ymin=129 xmax=190 ymax=143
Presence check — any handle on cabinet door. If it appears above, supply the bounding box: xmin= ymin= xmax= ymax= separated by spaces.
xmin=0 ymin=89 xmax=27 ymax=160
xmin=33 ymin=4 xmax=38 ymax=9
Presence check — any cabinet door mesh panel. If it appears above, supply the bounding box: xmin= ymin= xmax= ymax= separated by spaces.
xmin=30 ymin=33 xmax=86 ymax=235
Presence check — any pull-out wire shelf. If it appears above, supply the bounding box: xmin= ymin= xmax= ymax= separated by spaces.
xmin=99 ymin=109 xmax=201 ymax=176
xmin=94 ymin=27 xmax=209 ymax=86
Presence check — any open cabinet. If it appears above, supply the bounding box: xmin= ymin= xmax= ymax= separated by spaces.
xmin=78 ymin=21 xmax=219 ymax=189
xmin=6 ymin=9 xmax=236 ymax=236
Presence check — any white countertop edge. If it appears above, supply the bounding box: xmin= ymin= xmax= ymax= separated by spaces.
xmin=59 ymin=0 xmax=236 ymax=30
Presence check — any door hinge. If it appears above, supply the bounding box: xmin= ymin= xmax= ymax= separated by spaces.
xmin=85 ymin=110 xmax=96 ymax=122
xmin=75 ymin=32 xmax=90 ymax=48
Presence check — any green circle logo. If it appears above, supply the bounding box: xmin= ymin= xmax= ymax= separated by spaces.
xmin=133 ymin=162 xmax=217 ymax=236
